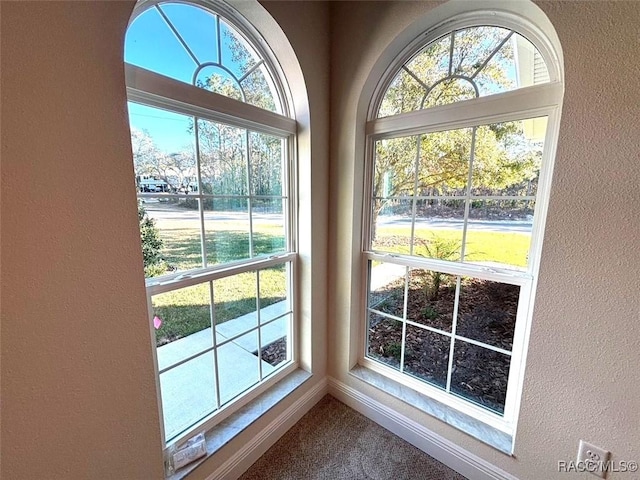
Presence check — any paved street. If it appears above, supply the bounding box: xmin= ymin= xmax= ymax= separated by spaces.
xmin=376 ymin=215 xmax=533 ymax=233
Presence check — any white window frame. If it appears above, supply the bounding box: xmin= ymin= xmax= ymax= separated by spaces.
xmin=125 ymin=0 xmax=299 ymax=449
xmin=360 ymin=12 xmax=563 ymax=437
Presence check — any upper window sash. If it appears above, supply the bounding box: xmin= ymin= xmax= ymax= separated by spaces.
xmin=366 ymin=81 xmax=562 ymax=139
xmin=125 ymin=63 xmax=297 ymax=137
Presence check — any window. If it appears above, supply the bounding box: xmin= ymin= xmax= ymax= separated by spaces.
xmin=125 ymin=1 xmax=298 ymax=447
xmin=362 ymin=20 xmax=563 ymax=433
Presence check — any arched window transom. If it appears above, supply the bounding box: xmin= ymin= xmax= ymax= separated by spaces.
xmin=378 ymin=25 xmax=550 ymax=117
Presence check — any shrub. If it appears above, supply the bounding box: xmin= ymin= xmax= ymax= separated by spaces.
xmin=385 ymin=342 xmax=403 ymax=361
xmin=414 ymin=236 xmax=461 ymax=301
xmin=138 ymin=201 xmax=169 ymax=277
xmin=422 ymin=305 xmax=439 ymax=321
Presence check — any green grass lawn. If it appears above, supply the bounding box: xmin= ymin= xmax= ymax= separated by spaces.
xmin=159 ymin=223 xmax=285 ymax=271
xmin=376 ymin=225 xmax=530 ymax=267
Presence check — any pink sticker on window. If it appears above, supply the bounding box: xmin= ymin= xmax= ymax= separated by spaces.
xmin=153 ymin=316 xmax=163 ymax=330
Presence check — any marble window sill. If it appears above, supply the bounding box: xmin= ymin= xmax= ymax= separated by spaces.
xmin=167 ymin=369 xmax=312 ymax=480
xmin=350 ymin=365 xmax=513 ymax=454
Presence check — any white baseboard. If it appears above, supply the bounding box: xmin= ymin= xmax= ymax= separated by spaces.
xmin=207 ymin=377 xmax=328 ymax=480
xmin=328 ymin=376 xmax=519 ymax=480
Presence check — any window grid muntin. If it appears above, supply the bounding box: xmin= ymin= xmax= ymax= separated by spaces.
xmin=378 ymin=26 xmax=536 ymax=118
xmin=157 ymin=302 xmax=291 ymax=375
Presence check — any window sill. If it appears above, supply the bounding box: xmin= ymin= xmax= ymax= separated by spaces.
xmin=167 ymin=368 xmax=312 ymax=480
xmin=349 ymin=365 xmax=513 ymax=455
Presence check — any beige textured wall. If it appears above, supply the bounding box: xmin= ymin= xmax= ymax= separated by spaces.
xmin=0 ymin=1 xmax=330 ymax=479
xmin=1 ymin=1 xmax=164 ymax=478
xmin=328 ymin=1 xmax=640 ymax=479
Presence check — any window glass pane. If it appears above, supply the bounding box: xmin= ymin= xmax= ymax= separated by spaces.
xmin=368 ymin=261 xmax=406 ymax=318
xmin=450 ymin=340 xmax=510 ymax=414
xmin=198 ymin=119 xmax=247 ymax=196
xmin=128 ymin=103 xmax=196 ymax=194
xmin=220 ymin=19 xmax=259 ymax=78
xmin=464 ymin=199 xmax=535 ymax=269
xmin=218 ymin=330 xmax=260 ymax=405
xmin=366 ymin=312 xmax=402 ymax=371
xmin=413 ymin=199 xmax=465 ymax=261
xmin=160 ymin=351 xmax=217 ymax=441
xmin=252 ymin=198 xmax=285 ymax=256
xmin=456 ymin=278 xmax=519 ymax=350
xmin=450 ymin=27 xmax=511 ymax=78
xmin=125 ymin=7 xmax=197 ymax=84
xmin=405 ymin=35 xmax=451 ymax=89
xmin=371 ymin=198 xmax=413 ymax=254
xmin=242 ymin=65 xmax=279 ymax=112
xmin=418 ymin=128 xmax=472 ymax=196
xmin=139 ymin=197 xmax=203 ymax=276
xmin=474 ymin=36 xmax=517 ymax=96
xmin=403 ymin=325 xmax=450 ymax=389
xmin=153 ymin=282 xmax=212 ymax=362
xmin=507 ymin=33 xmax=550 ymax=90
xmin=159 ymin=3 xmax=218 ymax=65
xmin=250 ymin=132 xmax=283 ymax=196
xmin=417 ymin=128 xmax=472 ymax=196
xmin=471 ymin=118 xmax=546 ymax=196
xmin=374 ymin=135 xmax=419 ymax=198
xmin=213 ymin=271 xmax=257 ymax=342
xmin=258 ymin=264 xmax=289 ymax=321
xmin=260 ymin=315 xmax=290 ymax=372
xmin=406 ymin=269 xmax=456 ymax=332
xmin=378 ymin=68 xmax=426 ymax=117
xmin=204 ymin=197 xmax=250 ymax=265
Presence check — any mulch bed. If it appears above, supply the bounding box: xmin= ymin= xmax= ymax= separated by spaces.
xmin=368 ymin=270 xmax=519 ymax=414
xmin=259 ymin=336 xmax=287 ymax=366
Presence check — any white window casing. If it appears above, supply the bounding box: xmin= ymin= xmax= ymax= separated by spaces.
xmin=360 ymin=10 xmax=564 ymax=443
xmin=125 ymin=0 xmax=299 ymax=449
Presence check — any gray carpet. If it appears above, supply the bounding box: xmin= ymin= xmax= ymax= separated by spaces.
xmin=240 ymin=395 xmax=467 ymax=480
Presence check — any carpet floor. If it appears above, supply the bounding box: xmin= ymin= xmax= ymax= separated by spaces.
xmin=239 ymin=395 xmax=468 ymax=480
